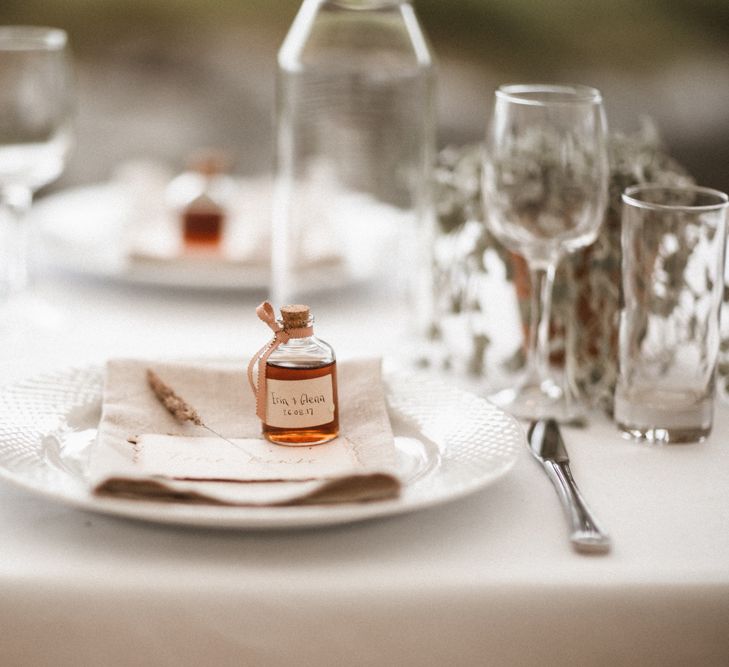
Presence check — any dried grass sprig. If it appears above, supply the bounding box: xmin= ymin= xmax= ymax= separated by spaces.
xmin=147 ymin=369 xmax=203 ymax=426
xmin=145 ymin=369 xmax=264 ymax=463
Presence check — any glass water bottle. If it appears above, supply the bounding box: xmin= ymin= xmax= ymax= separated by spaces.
xmin=272 ymin=0 xmax=436 ymax=331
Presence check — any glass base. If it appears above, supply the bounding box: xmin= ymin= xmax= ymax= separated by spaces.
xmin=616 ymin=422 xmax=710 ymax=444
xmin=614 ymin=390 xmax=712 ymax=444
xmin=489 ymin=376 xmax=584 ymax=423
xmin=263 ymin=428 xmax=338 ymax=446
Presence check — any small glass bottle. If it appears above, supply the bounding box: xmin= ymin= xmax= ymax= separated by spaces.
xmin=166 ymin=151 xmax=235 ymax=249
xmin=262 ymin=305 xmax=339 ymax=445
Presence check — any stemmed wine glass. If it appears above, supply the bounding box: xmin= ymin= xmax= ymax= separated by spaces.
xmin=482 ymin=84 xmax=609 ymax=421
xmin=0 ymin=27 xmax=74 ymax=311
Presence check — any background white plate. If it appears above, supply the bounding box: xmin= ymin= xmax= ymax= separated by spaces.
xmin=0 ymin=366 xmax=522 ymax=529
xmin=32 ymin=182 xmax=388 ymax=293
xmin=33 ymin=183 xmax=271 ymax=290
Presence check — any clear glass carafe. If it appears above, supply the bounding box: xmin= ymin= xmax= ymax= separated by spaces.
xmin=272 ymin=0 xmax=436 ymax=331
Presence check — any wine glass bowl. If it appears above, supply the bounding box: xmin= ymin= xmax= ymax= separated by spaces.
xmin=0 ymin=26 xmax=74 ymax=298
xmin=483 ymin=84 xmax=609 ymax=421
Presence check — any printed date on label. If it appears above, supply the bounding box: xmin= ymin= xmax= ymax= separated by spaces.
xmin=279 ymin=407 xmax=315 ymax=417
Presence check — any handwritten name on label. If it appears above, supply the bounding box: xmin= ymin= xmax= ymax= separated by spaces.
xmin=266 ymin=375 xmax=335 ymax=428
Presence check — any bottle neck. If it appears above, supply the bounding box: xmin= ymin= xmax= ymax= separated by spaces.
xmin=279 ymin=316 xmax=314 ymax=339
xmin=283 ymin=332 xmax=315 ymax=345
xmin=325 ymin=0 xmax=407 ymax=8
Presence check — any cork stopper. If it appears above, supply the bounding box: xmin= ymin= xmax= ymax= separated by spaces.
xmin=280 ymin=304 xmax=311 ymax=330
xmin=187 ymin=149 xmax=232 ymax=177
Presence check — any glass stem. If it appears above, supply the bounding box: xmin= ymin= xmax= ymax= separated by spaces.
xmin=526 ymin=261 xmax=557 ymax=385
xmin=0 ymin=185 xmax=33 ymax=299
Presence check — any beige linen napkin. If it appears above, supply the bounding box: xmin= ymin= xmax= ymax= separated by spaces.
xmin=89 ymin=358 xmax=400 ymax=506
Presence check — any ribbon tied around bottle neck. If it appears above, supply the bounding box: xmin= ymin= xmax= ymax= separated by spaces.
xmin=247 ymin=301 xmax=314 ymax=421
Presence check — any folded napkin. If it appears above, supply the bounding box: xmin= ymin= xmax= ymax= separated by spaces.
xmin=90 ymin=358 xmax=400 ymax=506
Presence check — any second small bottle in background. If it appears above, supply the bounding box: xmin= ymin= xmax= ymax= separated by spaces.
xmin=166 ymin=151 xmax=236 ymax=251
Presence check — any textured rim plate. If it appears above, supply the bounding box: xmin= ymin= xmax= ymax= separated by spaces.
xmin=0 ymin=366 xmax=522 ymax=529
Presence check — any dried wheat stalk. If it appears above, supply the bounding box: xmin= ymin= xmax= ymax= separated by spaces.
xmin=146 ymin=369 xmax=204 ymax=426
xmin=146 ymin=368 xmax=262 ymax=462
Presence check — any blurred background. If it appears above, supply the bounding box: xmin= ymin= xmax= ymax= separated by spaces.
xmin=1 ymin=0 xmax=728 ymax=192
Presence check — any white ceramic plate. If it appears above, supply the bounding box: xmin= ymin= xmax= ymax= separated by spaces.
xmin=0 ymin=366 xmax=522 ymax=529
xmin=32 ymin=182 xmax=385 ymax=293
xmin=32 ymin=183 xmax=271 ymax=290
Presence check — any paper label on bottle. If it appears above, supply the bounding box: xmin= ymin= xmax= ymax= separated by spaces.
xmin=265 ymin=375 xmax=335 ymax=428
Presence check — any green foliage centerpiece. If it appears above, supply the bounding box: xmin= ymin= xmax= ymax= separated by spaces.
xmin=430 ymin=122 xmax=695 ymax=411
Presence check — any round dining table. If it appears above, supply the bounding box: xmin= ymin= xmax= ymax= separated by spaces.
xmin=1 ymin=264 xmax=728 ymax=667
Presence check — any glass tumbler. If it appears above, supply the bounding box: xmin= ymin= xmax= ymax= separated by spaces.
xmin=615 ymin=185 xmax=729 ymax=443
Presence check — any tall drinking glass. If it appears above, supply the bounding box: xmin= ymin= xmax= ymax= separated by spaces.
xmin=0 ymin=27 xmax=74 ymax=303
xmin=615 ymin=185 xmax=728 ymax=443
xmin=483 ymin=84 xmax=609 ymax=421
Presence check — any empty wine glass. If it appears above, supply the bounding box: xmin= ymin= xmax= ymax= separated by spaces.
xmin=482 ymin=84 xmax=609 ymax=421
xmin=0 ymin=27 xmax=74 ymax=305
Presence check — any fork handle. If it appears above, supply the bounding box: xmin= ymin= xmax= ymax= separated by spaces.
xmin=544 ymin=460 xmax=611 ymax=554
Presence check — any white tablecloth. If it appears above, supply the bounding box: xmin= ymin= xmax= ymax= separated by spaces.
xmin=1 ymin=273 xmax=728 ymax=666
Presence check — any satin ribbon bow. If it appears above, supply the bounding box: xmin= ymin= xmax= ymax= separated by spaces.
xmin=247 ymin=301 xmax=313 ymax=421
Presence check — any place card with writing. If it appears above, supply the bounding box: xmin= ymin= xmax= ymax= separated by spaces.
xmin=134 ymin=434 xmax=360 ymax=482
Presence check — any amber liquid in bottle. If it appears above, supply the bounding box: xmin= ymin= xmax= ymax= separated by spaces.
xmin=183 ymin=208 xmax=224 ymax=246
xmin=263 ymin=360 xmax=339 ymax=445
